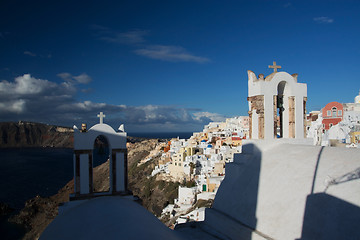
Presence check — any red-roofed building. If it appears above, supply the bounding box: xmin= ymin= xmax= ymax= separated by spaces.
xmin=231 ymin=137 xmax=242 ymax=146
xmin=322 ymin=101 xmax=343 ymax=130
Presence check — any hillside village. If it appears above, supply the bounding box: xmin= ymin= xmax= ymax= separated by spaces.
xmin=144 ymin=90 xmax=360 ymax=226
xmin=150 ymin=116 xmax=249 ymax=225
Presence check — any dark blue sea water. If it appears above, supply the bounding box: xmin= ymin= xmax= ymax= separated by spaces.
xmin=0 ymin=148 xmax=74 ymax=239
xmin=0 ymin=148 xmax=74 ymax=210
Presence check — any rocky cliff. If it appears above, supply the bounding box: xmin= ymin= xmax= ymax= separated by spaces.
xmin=9 ymin=138 xmax=180 ymax=240
xmin=0 ymin=122 xmax=73 ymax=148
xmin=0 ymin=121 xmax=148 ymax=148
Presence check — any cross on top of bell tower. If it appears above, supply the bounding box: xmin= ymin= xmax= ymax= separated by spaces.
xmin=97 ymin=112 xmax=106 ymax=124
xmin=268 ymin=61 xmax=282 ymax=73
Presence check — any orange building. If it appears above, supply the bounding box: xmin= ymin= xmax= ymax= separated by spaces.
xmin=322 ymin=102 xmax=343 ymax=130
xmin=163 ymin=141 xmax=171 ymax=152
xmin=231 ymin=137 xmax=242 ymax=146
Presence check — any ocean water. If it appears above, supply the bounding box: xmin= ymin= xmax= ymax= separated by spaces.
xmin=0 ymin=148 xmax=73 ymax=240
xmin=0 ymin=148 xmax=74 ymax=210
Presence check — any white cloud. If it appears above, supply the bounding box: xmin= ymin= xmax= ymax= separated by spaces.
xmin=0 ymin=74 xmax=76 ymax=117
xmin=0 ymin=100 xmax=26 ymax=114
xmin=0 ymin=74 xmax=60 ymax=95
xmin=57 ymin=72 xmax=72 ymax=81
xmin=58 ymin=101 xmax=108 ymax=111
xmin=24 ymin=51 xmax=36 ymax=57
xmin=73 ymin=73 xmax=92 ymax=84
xmin=0 ymin=74 xmax=224 ymax=132
xmin=135 ymin=45 xmax=210 ymax=63
xmin=57 ymin=72 xmax=92 ymax=84
xmin=193 ymin=112 xmax=226 ymax=122
xmin=313 ymin=17 xmax=334 ymax=24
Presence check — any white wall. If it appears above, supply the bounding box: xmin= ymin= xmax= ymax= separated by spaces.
xmin=116 ymin=152 xmax=125 ymax=192
xmin=264 ymin=94 xmax=273 ymax=139
xmin=74 ymin=122 xmax=128 ymax=196
xmin=79 ymin=154 xmax=89 ymax=194
xmin=252 ymin=109 xmax=259 ymax=139
xmin=211 ymin=141 xmax=360 ymax=239
xmin=74 ymin=123 xmax=126 ymax=150
xmin=248 ymin=71 xmax=307 ymax=139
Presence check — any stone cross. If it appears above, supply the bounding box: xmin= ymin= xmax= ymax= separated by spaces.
xmin=268 ymin=61 xmax=282 ymax=73
xmin=97 ymin=112 xmax=106 ymax=124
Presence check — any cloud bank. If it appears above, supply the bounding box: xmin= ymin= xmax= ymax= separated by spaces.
xmin=0 ymin=74 xmax=225 ymax=132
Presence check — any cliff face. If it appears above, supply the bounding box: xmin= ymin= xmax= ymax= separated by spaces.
xmin=0 ymin=122 xmax=73 ymax=148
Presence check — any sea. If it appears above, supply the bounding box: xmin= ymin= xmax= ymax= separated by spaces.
xmin=0 ymin=132 xmax=192 ymax=239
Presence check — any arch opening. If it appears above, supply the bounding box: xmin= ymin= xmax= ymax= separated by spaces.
xmin=92 ymin=135 xmax=110 ymax=192
xmin=276 ymin=81 xmax=288 ymax=138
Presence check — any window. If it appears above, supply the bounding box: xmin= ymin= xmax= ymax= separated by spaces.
xmin=327 ymin=110 xmax=331 ymax=116
xmin=179 ymin=163 xmax=181 ymax=166
xmin=338 ymin=110 xmax=342 ymax=116
xmin=332 ymin=107 xmax=337 ymax=117
xmin=329 ymin=123 xmax=333 ymax=128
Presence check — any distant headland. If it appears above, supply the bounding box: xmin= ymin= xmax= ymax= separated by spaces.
xmin=0 ymin=121 xmax=74 ymax=148
xmin=0 ymin=121 xmax=158 ymax=148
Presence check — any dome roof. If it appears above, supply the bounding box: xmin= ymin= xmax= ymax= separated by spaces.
xmin=89 ymin=123 xmax=116 ymax=133
xmin=355 ymin=90 xmax=360 ymax=103
xmin=40 ymin=197 xmax=184 ymax=240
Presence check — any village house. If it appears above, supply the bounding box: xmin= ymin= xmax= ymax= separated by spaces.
xmin=306 ymin=91 xmax=360 ymax=146
xmin=321 ymin=101 xmax=344 ymax=130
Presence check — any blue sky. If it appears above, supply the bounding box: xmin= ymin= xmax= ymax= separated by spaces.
xmin=0 ymin=0 xmax=359 ymax=132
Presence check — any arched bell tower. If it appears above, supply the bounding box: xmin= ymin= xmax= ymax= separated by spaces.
xmin=247 ymin=62 xmax=307 ymax=139
xmin=71 ymin=112 xmax=129 ymax=200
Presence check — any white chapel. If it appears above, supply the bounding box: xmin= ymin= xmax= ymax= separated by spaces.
xmin=248 ymin=62 xmax=307 ymax=139
xmin=71 ymin=112 xmax=129 ymax=199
